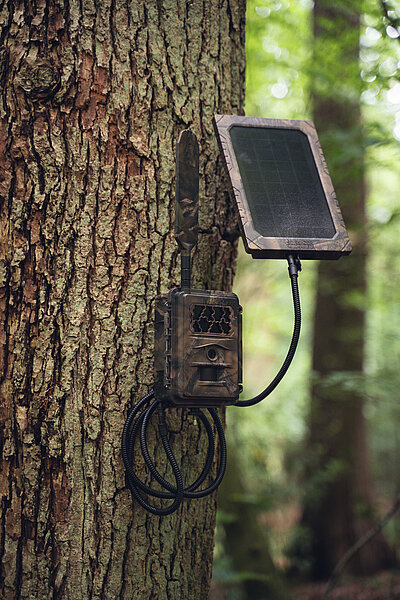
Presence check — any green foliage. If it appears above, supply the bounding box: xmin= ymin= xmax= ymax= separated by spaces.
xmin=245 ymin=0 xmax=312 ymax=119
xmin=362 ymin=4 xmax=400 ymax=510
xmin=312 ymin=10 xmax=363 ymax=105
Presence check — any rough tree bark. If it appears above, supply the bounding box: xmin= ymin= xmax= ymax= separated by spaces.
xmin=0 ymin=1 xmax=245 ymax=599
xmin=299 ymin=0 xmax=392 ymax=578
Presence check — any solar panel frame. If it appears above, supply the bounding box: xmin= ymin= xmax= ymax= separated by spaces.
xmin=213 ymin=114 xmax=352 ymax=260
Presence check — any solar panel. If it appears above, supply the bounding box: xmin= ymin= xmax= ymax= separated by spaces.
xmin=213 ymin=115 xmax=352 ymax=260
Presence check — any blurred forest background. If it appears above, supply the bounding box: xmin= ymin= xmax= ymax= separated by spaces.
xmin=211 ymin=0 xmax=400 ymax=598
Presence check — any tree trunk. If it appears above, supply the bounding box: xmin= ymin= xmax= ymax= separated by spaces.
xmin=0 ymin=2 xmax=245 ymax=599
xmin=218 ymin=440 xmax=289 ymax=600
xmin=299 ymin=0 xmax=393 ymax=578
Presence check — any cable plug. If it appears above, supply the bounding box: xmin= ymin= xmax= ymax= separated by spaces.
xmin=288 ymin=254 xmax=302 ymax=277
xmin=157 ymin=405 xmax=168 ymax=437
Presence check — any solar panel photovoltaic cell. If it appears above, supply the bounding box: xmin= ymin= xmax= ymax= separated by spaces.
xmin=229 ymin=126 xmax=336 ymax=239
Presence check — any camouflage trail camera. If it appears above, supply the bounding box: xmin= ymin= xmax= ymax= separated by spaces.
xmin=154 ymin=130 xmax=242 ymax=408
xmin=154 ymin=288 xmax=242 ymax=407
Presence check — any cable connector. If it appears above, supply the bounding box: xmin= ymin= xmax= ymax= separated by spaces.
xmin=189 ymin=408 xmax=201 ymax=416
xmin=287 ymin=254 xmax=302 ymax=277
xmin=157 ymin=405 xmax=168 ymax=437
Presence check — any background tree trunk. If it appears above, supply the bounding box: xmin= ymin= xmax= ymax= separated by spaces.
xmin=0 ymin=1 xmax=245 ymax=598
xmin=299 ymin=0 xmax=392 ymax=578
xmin=218 ymin=440 xmax=289 ymax=600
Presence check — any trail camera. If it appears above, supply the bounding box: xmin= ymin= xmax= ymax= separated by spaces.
xmin=154 ymin=131 xmax=242 ymax=407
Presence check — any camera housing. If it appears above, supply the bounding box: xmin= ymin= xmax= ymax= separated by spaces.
xmin=154 ymin=287 xmax=242 ymax=407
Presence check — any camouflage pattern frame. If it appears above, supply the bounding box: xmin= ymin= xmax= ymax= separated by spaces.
xmin=154 ymin=287 xmax=242 ymax=407
xmin=213 ymin=114 xmax=352 ymax=260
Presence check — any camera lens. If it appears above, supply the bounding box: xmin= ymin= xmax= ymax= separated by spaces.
xmin=207 ymin=347 xmax=217 ymax=361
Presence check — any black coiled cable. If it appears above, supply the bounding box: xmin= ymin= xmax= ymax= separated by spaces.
xmin=121 ymin=391 xmax=227 ymax=516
